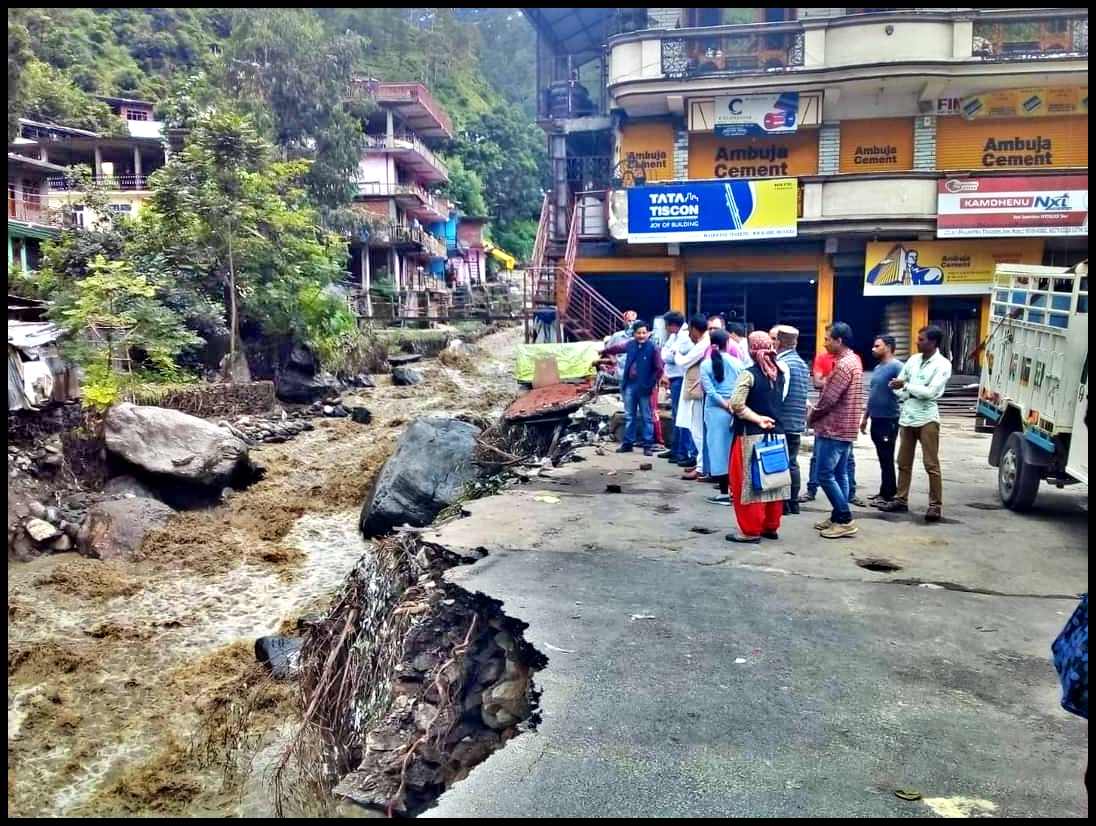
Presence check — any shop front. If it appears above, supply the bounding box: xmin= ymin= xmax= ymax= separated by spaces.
xmin=862 ymin=238 xmax=1046 ymax=375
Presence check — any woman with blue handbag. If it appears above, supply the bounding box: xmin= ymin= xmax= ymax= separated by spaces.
xmin=699 ymin=329 xmax=745 ymax=505
xmin=725 ymin=331 xmax=792 ymax=544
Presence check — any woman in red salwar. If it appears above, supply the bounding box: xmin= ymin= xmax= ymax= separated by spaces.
xmin=726 ymin=331 xmax=791 ymax=544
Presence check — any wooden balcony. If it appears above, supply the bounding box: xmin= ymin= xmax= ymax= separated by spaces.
xmin=354 ymin=180 xmax=449 ymax=222
xmin=660 ymin=21 xmax=806 ymax=79
xmin=8 ymin=198 xmax=46 ymax=224
xmin=973 ymin=11 xmax=1088 ymax=61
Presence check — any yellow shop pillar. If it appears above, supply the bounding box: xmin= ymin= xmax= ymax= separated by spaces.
xmin=670 ymin=260 xmax=686 ymax=314
xmin=977 ymin=294 xmax=991 ymax=366
xmin=815 ymin=255 xmax=834 ymax=357
xmin=910 ymin=296 xmax=930 ymax=346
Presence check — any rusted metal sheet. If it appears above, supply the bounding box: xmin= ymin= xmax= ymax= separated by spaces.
xmin=504 ymin=378 xmax=597 ymax=422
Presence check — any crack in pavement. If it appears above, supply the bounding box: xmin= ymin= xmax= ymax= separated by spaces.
xmin=696 ymin=558 xmax=1080 ymax=600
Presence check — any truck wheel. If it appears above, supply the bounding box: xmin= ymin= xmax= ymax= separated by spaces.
xmin=998 ymin=431 xmax=1041 ymax=511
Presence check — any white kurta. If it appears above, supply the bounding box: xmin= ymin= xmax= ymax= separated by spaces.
xmin=674 ymin=333 xmax=710 ymax=465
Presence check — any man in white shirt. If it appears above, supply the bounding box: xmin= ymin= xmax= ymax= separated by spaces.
xmin=658 ymin=311 xmax=694 ymax=463
xmin=674 ymin=314 xmax=711 ymax=477
xmin=878 ymin=325 xmax=953 ymax=522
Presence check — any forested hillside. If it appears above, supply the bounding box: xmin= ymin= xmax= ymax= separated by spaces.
xmin=7 ymin=8 xmax=547 ymax=405
xmin=7 ymin=8 xmax=545 ymax=257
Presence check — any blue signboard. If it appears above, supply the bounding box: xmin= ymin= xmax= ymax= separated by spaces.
xmin=626 ymin=179 xmax=798 ymax=244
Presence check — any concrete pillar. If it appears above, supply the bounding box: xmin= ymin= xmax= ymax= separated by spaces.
xmin=38 ymin=147 xmax=48 ymax=163
xmin=20 ymin=239 xmax=29 ymax=271
xmin=133 ymin=146 xmax=142 ymax=178
xmin=550 ymin=133 xmax=568 ymax=242
xmin=94 ymin=146 xmax=103 ymax=178
xmin=364 ymin=247 xmax=374 ymax=317
xmin=8 ymin=235 xmax=14 ymax=266
xmin=386 ymin=108 xmax=395 ymax=140
xmin=815 ymin=254 xmax=835 ymax=357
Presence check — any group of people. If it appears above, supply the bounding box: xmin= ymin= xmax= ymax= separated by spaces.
xmin=597 ymin=311 xmax=954 ymax=543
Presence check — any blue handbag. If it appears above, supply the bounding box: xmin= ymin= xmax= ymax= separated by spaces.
xmin=751 ymin=433 xmax=791 ymax=492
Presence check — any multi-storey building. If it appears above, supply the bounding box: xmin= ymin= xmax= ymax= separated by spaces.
xmin=523 ymin=8 xmax=1087 ymax=369
xmin=345 ymin=80 xmax=456 ymax=320
xmin=10 ymin=97 xmax=168 ymax=227
xmin=7 ymin=152 xmax=65 ymax=271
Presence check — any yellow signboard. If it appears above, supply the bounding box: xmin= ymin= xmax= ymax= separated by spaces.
xmin=959 ymin=87 xmax=1088 ymax=119
xmin=864 ymin=239 xmax=1045 ymax=296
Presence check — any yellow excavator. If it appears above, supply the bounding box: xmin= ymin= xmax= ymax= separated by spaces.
xmin=483 ymin=241 xmax=517 ymax=271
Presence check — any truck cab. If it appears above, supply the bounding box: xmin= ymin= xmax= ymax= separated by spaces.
xmin=978 ymin=261 xmax=1088 ymax=510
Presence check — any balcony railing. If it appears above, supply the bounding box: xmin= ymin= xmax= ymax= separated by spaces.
xmin=973 ymin=12 xmax=1088 ymax=61
xmin=8 ymin=199 xmax=45 ymax=224
xmin=661 ymin=21 xmax=805 ymax=79
xmin=367 ymin=222 xmax=447 ymax=258
xmin=362 ymin=132 xmax=448 ymax=178
xmin=48 ymin=174 xmax=150 ymax=192
xmin=354 ymin=180 xmax=449 ymax=219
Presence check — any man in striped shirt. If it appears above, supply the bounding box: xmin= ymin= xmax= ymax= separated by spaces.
xmin=774 ymin=325 xmax=810 ymax=515
xmin=806 ymin=321 xmax=864 ymax=539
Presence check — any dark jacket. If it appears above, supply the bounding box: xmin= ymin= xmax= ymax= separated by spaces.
xmin=603 ymin=339 xmax=664 ymax=393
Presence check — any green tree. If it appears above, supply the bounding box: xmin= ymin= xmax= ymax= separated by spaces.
xmin=18 ymin=60 xmax=126 ymax=134
xmin=8 ymin=11 xmax=33 ymax=141
xmin=442 ymin=155 xmax=489 ymax=217
xmin=220 ymin=9 xmax=367 ymax=210
xmin=141 ymin=110 xmax=348 ymax=375
xmin=50 ymin=254 xmax=202 ymax=406
xmin=445 ymin=102 xmax=548 ymax=258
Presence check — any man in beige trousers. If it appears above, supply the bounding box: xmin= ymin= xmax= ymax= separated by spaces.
xmin=878 ymin=325 xmax=952 ymax=522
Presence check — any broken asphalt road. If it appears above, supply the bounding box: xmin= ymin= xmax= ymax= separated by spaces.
xmin=421 ymin=419 xmax=1088 ymax=818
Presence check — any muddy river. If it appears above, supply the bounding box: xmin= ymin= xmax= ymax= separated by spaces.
xmin=7 ymin=328 xmax=521 ymax=818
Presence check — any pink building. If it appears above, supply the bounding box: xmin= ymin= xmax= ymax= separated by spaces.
xmin=345 ymin=81 xmax=454 ymax=320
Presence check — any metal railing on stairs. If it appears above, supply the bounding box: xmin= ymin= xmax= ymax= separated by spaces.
xmin=522 ymin=193 xmax=625 ymax=343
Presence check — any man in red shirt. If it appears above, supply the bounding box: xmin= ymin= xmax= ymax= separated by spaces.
xmin=806 ymin=322 xmax=864 ymax=539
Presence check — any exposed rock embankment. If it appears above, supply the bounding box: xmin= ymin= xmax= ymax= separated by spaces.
xmin=282 ymin=533 xmax=546 ymax=817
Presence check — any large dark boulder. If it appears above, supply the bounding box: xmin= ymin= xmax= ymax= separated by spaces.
xmin=275 ymin=341 xmax=342 ymax=403
xmin=104 ymin=403 xmax=252 ymax=488
xmin=392 ymin=367 xmax=423 ymax=387
xmin=360 ymin=417 xmax=482 ymax=538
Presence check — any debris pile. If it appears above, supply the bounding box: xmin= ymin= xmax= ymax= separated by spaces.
xmin=7 ymin=433 xmax=66 ymax=479
xmin=475 ymin=382 xmax=622 ymax=473
xmin=274 ymin=533 xmax=546 ymax=818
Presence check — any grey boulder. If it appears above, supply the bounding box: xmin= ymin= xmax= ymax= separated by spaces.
xmin=360 ymin=417 xmax=482 ymax=538
xmin=77 ymin=497 xmax=176 ymax=561
xmin=104 ymin=403 xmax=251 ymax=488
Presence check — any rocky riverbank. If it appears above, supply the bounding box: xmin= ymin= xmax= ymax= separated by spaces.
xmin=7 ymin=327 xmax=522 ymax=818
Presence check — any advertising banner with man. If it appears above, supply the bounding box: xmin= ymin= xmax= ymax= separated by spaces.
xmin=863 ymin=239 xmax=1044 ymax=296
xmin=626 ymin=178 xmax=798 ymax=244
xmin=937 ymin=175 xmax=1088 ymax=236
xmin=713 ymin=92 xmax=799 ymax=137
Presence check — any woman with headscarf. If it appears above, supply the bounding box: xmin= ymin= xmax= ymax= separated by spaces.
xmin=726 ymin=331 xmax=792 ymax=543
xmin=699 ymin=329 xmax=744 ymax=505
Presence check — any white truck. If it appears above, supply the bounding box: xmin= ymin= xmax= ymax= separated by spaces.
xmin=978 ymin=260 xmax=1088 ymax=510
